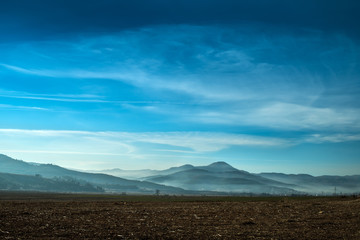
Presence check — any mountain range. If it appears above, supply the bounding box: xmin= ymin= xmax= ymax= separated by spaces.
xmin=94 ymin=161 xmax=360 ymax=195
xmin=1 ymin=154 xmax=359 ymax=195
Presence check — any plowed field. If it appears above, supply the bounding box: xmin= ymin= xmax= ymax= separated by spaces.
xmin=0 ymin=192 xmax=359 ymax=239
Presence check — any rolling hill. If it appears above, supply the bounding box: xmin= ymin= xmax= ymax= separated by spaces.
xmin=92 ymin=164 xmax=195 ymax=180
xmin=0 ymin=172 xmax=104 ymax=192
xmin=0 ymin=154 xmax=187 ymax=194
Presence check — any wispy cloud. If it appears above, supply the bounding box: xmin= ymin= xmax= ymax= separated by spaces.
xmin=119 ymin=131 xmax=289 ymax=152
xmin=0 ymin=88 xmax=171 ymax=105
xmin=1 ymin=25 xmax=359 ymax=134
xmin=0 ymin=129 xmax=135 ymax=160
xmin=0 ymin=129 xmax=287 ymax=155
xmin=245 ymin=102 xmax=360 ymax=131
xmin=0 ymin=104 xmax=48 ymax=111
xmin=0 ymin=63 xmax=58 ymax=77
xmin=0 ymin=149 xmax=128 ymax=156
xmin=0 ymin=88 xmax=108 ymax=103
xmin=131 ymin=101 xmax=360 ymax=132
xmin=1 ymin=128 xmax=359 ymax=157
xmin=2 ymin=25 xmax=350 ymax=103
xmin=304 ymin=133 xmax=360 ymax=144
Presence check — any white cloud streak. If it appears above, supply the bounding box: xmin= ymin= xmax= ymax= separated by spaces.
xmin=0 ymin=129 xmax=287 ymax=155
xmin=245 ymin=102 xmax=360 ymax=131
xmin=0 ymin=104 xmax=48 ymax=111
xmin=0 ymin=88 xmax=174 ymax=105
xmin=304 ymin=133 xmax=360 ymax=144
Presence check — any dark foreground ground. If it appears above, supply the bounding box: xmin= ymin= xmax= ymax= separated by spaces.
xmin=0 ymin=192 xmax=359 ymax=239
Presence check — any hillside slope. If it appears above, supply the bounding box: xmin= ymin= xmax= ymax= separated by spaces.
xmin=0 ymin=154 xmax=186 ymax=194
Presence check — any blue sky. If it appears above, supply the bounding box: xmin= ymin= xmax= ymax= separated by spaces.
xmin=0 ymin=0 xmax=359 ymax=175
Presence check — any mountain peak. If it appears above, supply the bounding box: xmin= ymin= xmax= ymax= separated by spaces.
xmin=209 ymin=161 xmax=231 ymax=166
xmin=204 ymin=161 xmax=238 ymax=172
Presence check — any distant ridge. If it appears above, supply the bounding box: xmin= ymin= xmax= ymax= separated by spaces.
xmin=96 ymin=160 xmax=360 ymax=195
xmin=143 ymin=162 xmax=298 ymax=194
xmin=258 ymin=172 xmax=360 ymax=194
xmin=1 ymin=154 xmax=359 ymax=195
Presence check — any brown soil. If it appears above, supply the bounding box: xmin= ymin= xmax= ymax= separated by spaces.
xmin=0 ymin=193 xmax=359 ymax=239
